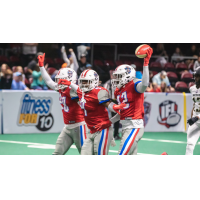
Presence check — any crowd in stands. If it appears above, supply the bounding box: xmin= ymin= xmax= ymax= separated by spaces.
xmin=0 ymin=43 xmax=199 ymax=93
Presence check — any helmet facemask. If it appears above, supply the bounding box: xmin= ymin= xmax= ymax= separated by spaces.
xmin=78 ymin=79 xmax=95 ymax=92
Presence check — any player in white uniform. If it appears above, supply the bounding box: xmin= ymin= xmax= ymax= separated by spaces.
xmin=186 ymin=67 xmax=200 ymax=155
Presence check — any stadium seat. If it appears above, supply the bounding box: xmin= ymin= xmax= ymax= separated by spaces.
xmin=167 ymin=72 xmax=178 ymax=87
xmin=47 ymin=67 xmax=57 ymax=75
xmin=54 ymin=58 xmax=64 ymax=65
xmin=115 ymin=60 xmax=123 ymax=66
xmin=124 ymin=60 xmax=132 ymax=65
xmin=10 ymin=56 xmax=20 ymax=65
xmin=104 ymin=60 xmax=116 ymax=69
xmin=45 ymin=57 xmax=55 ymax=67
xmin=175 ymin=81 xmax=189 ymax=92
xmin=188 ymin=82 xmax=195 ymax=88
xmin=150 ymin=62 xmax=162 ymax=71
xmin=152 ymin=71 xmax=158 ymax=76
xmin=164 ymin=62 xmax=175 ymax=71
xmin=25 ymin=78 xmax=30 ymax=86
xmin=0 ymin=55 xmax=9 ymax=64
xmin=94 ymin=60 xmax=104 ymax=67
xmin=176 ymin=63 xmax=188 ymax=71
xmin=181 ymin=71 xmax=193 ymax=83
xmin=188 ymin=63 xmax=194 ymax=71
xmin=134 ymin=61 xmax=143 ymax=71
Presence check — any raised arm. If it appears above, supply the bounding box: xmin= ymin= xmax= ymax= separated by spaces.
xmin=38 ymin=53 xmax=58 ymax=90
xmin=69 ymin=49 xmax=79 ymax=72
xmin=136 ymin=48 xmax=153 ymax=93
xmin=61 ymin=46 xmax=70 ymax=67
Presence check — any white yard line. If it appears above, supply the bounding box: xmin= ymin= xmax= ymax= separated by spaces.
xmin=0 ymin=139 xmax=156 ymax=155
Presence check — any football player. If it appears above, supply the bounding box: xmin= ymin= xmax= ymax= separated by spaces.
xmin=186 ymin=67 xmax=200 ymax=155
xmin=110 ymin=47 xmax=153 ymax=155
xmin=58 ymin=69 xmax=126 ymax=155
xmin=38 ymin=53 xmax=87 ymax=155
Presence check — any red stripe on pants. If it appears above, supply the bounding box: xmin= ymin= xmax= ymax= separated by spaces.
xmin=103 ymin=128 xmax=109 ymax=155
xmin=124 ymin=129 xmax=140 ymax=155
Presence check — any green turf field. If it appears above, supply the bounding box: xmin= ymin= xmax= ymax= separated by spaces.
xmin=0 ymin=132 xmax=200 ymax=155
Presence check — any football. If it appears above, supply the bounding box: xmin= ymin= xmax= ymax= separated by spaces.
xmin=166 ymin=113 xmax=181 ymax=126
xmin=135 ymin=44 xmax=150 ymax=58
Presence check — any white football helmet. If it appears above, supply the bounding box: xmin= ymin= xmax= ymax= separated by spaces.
xmin=78 ymin=69 xmax=99 ymax=92
xmin=55 ymin=68 xmax=77 ymax=90
xmin=111 ymin=64 xmax=136 ymax=89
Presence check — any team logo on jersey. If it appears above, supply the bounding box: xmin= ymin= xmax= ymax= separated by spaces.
xmin=125 ymin=66 xmax=131 ymax=74
xmin=68 ymin=70 xmax=73 ymax=78
xmin=157 ymin=100 xmax=181 ymax=128
xmin=143 ymin=101 xmax=151 ymax=127
xmin=17 ymin=93 xmax=54 ymax=131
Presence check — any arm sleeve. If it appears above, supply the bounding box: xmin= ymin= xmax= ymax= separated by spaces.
xmin=40 ymin=66 xmax=58 ymax=90
xmin=110 ymin=113 xmax=120 ymax=123
xmin=98 ymin=89 xmax=110 ymax=104
xmin=62 ymin=50 xmax=70 ymax=66
xmin=136 ymin=66 xmax=149 ymax=93
xmin=32 ymin=71 xmax=42 ymax=78
xmin=71 ymin=52 xmax=79 ymax=72
xmin=70 ymin=88 xmax=79 ymax=100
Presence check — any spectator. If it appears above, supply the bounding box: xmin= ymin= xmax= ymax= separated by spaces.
xmin=147 ymin=83 xmax=161 ymax=92
xmin=22 ymin=43 xmax=38 ymax=66
xmin=15 ymin=66 xmax=25 ymax=83
xmin=152 ymin=70 xmax=175 ymax=92
xmin=172 ymin=47 xmax=184 ymax=63
xmin=77 ymin=54 xmax=92 ymax=77
xmin=160 ymin=82 xmax=169 ymax=93
xmin=154 ymin=43 xmax=168 ymax=67
xmin=187 ymin=44 xmax=199 ymax=57
xmin=0 ymin=63 xmax=9 ymax=77
xmin=131 ymin=64 xmax=142 ymax=79
xmin=149 ymin=71 xmax=154 ymax=84
xmin=61 ymin=46 xmax=79 ymax=72
xmin=77 ymin=43 xmax=91 ymax=60
xmin=31 ymin=64 xmax=48 ymax=90
xmin=27 ymin=52 xmax=43 ymax=78
xmin=11 ymin=72 xmax=29 ymax=90
xmin=0 ymin=69 xmax=13 ymax=89
xmin=193 ymin=55 xmax=200 ymax=71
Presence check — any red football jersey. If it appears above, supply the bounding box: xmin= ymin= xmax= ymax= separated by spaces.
xmin=77 ymin=87 xmax=110 ymax=133
xmin=114 ymin=79 xmax=144 ymax=120
xmin=59 ymin=87 xmax=84 ymax=125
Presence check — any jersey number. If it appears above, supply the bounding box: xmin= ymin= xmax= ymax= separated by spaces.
xmin=59 ymin=95 xmax=69 ymax=112
xmin=117 ymin=92 xmax=129 ymax=109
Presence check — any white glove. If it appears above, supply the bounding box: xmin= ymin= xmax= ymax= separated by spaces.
xmin=61 ymin=46 xmax=65 ymax=53
xmin=111 ymin=137 xmax=116 ymax=147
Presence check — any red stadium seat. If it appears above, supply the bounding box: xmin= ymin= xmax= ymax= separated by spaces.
xmin=176 ymin=63 xmax=188 ymax=71
xmin=188 ymin=82 xmax=195 ymax=88
xmin=134 ymin=61 xmax=143 ymax=71
xmin=175 ymin=81 xmax=189 ymax=92
xmin=0 ymin=56 xmax=9 ymax=63
xmin=167 ymin=72 xmax=178 ymax=87
xmin=124 ymin=60 xmax=132 ymax=65
xmin=181 ymin=72 xmax=193 ymax=83
xmin=10 ymin=56 xmax=20 ymax=64
xmin=94 ymin=60 xmax=104 ymax=67
xmin=25 ymin=78 xmax=30 ymax=85
xmin=164 ymin=62 xmax=175 ymax=71
xmin=188 ymin=63 xmax=194 ymax=71
xmin=45 ymin=58 xmax=54 ymax=65
xmin=104 ymin=60 xmax=116 ymax=68
xmin=152 ymin=71 xmax=158 ymax=76
xmin=150 ymin=62 xmax=162 ymax=71
xmin=54 ymin=58 xmax=64 ymax=65
xmin=115 ymin=60 xmax=123 ymax=66
xmin=47 ymin=67 xmax=57 ymax=75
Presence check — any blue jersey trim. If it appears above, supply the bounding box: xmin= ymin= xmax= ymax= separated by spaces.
xmin=99 ymin=99 xmax=110 ymax=104
xmin=134 ymin=81 xmax=142 ymax=93
xmin=71 ymin=96 xmax=79 ymax=100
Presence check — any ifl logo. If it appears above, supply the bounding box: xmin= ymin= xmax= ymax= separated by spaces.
xmin=18 ymin=93 xmax=54 ymax=131
xmin=157 ymin=100 xmax=181 ymax=128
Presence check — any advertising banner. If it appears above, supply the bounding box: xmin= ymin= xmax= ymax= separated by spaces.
xmin=143 ymin=93 xmax=185 ymax=132
xmin=2 ymin=90 xmax=64 ymax=134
